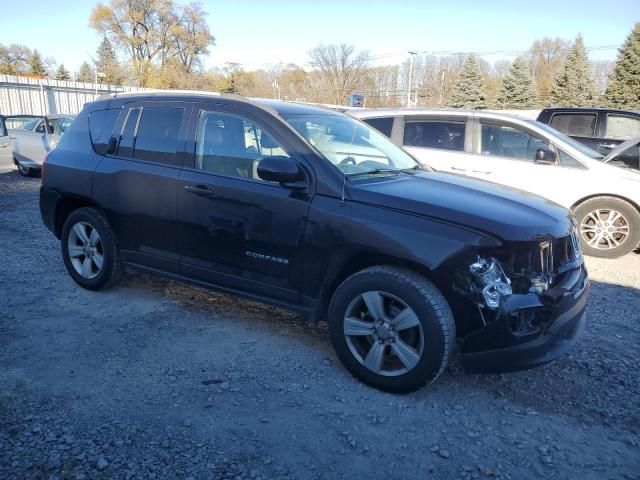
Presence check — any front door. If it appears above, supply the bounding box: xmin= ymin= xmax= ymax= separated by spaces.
xmin=177 ymin=104 xmax=312 ymax=303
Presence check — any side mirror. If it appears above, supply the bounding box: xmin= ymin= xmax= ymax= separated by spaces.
xmin=257 ymin=156 xmax=304 ymax=187
xmin=535 ymin=148 xmax=556 ymax=165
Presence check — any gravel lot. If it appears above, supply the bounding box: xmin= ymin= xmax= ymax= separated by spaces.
xmin=1 ymin=170 xmax=639 ymax=480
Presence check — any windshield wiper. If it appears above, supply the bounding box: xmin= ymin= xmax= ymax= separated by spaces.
xmin=346 ymin=168 xmax=404 ymax=177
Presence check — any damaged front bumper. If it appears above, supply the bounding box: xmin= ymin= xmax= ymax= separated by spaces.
xmin=460 ymin=262 xmax=589 ymax=374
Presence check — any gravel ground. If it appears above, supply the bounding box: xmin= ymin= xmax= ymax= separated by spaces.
xmin=1 ymin=170 xmax=639 ymax=480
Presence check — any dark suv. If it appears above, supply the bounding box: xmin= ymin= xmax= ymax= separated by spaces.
xmin=40 ymin=92 xmax=589 ymax=393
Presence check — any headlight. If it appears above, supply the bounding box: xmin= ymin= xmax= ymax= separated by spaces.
xmin=469 ymin=256 xmax=512 ymax=309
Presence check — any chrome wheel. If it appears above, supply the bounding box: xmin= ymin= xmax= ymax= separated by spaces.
xmin=579 ymin=208 xmax=630 ymax=251
xmin=67 ymin=221 xmax=104 ymax=279
xmin=343 ymin=291 xmax=424 ymax=377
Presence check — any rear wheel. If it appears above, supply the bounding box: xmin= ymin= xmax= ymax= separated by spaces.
xmin=328 ymin=266 xmax=455 ymax=393
xmin=574 ymin=197 xmax=640 ymax=258
xmin=61 ymin=207 xmax=124 ymax=290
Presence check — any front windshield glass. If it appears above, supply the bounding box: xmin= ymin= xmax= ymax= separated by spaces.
xmin=282 ymin=113 xmax=421 ymax=176
xmin=533 ymin=121 xmax=604 ymax=159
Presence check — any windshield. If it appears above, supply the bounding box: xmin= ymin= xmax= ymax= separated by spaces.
xmin=532 ymin=121 xmax=604 ymax=159
xmin=282 ymin=113 xmax=421 ymax=176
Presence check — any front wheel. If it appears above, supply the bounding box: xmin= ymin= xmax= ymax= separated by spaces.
xmin=574 ymin=197 xmax=640 ymax=258
xmin=16 ymin=160 xmax=32 ymax=177
xmin=328 ymin=266 xmax=455 ymax=393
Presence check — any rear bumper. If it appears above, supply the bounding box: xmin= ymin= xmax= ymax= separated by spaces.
xmin=461 ymin=263 xmax=589 ymax=373
xmin=40 ymin=186 xmax=60 ymax=237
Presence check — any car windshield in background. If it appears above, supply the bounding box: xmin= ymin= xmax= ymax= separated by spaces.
xmin=5 ymin=116 xmax=41 ymax=130
xmin=282 ymin=114 xmax=420 ymax=176
xmin=533 ymin=121 xmax=604 ymax=160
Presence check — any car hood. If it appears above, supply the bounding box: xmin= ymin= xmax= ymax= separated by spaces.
xmin=348 ymin=171 xmax=574 ymax=241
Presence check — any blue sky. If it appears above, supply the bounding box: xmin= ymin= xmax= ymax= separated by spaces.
xmin=1 ymin=0 xmax=637 ymax=73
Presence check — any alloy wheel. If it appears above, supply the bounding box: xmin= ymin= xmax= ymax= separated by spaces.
xmin=343 ymin=290 xmax=424 ymax=377
xmin=579 ymin=208 xmax=630 ymax=251
xmin=67 ymin=221 xmax=104 ymax=279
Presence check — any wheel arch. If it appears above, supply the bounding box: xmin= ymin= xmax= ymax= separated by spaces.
xmin=571 ymin=193 xmax=640 ymax=214
xmin=54 ymin=195 xmax=100 ymax=238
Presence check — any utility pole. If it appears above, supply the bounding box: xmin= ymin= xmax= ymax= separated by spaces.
xmin=406 ymin=51 xmax=417 ymax=108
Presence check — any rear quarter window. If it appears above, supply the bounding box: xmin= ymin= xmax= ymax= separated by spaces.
xmin=362 ymin=117 xmax=394 ymax=137
xmin=549 ymin=113 xmax=596 ymax=137
xmin=89 ymin=109 xmax=120 ymax=155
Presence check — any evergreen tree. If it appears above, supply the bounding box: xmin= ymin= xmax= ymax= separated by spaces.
xmin=448 ymin=55 xmax=487 ymax=109
xmin=29 ymin=49 xmax=47 ymax=76
xmin=604 ymin=23 xmax=640 ymax=109
xmin=76 ymin=61 xmax=95 ymax=83
xmin=550 ymin=35 xmax=598 ymax=106
xmin=55 ymin=64 xmax=71 ymax=81
xmin=496 ymin=57 xmax=537 ymax=108
xmin=96 ymin=37 xmax=124 ymax=85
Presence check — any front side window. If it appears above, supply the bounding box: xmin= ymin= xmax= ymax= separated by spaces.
xmin=195 ymin=110 xmax=288 ymax=181
xmin=606 ymin=114 xmax=640 ymax=140
xmin=557 ymin=149 xmax=584 ymax=168
xmin=481 ymin=123 xmax=549 ymax=161
xmin=403 ymin=120 xmax=466 ymax=151
xmin=550 ymin=113 xmax=596 ymax=137
xmin=131 ymin=107 xmax=184 ymax=164
xmin=5 ymin=116 xmax=40 ymax=130
xmin=282 ymin=113 xmax=419 ymax=176
xmin=56 ymin=117 xmax=73 ymax=136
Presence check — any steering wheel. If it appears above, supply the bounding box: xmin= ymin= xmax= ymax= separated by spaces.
xmin=339 ymin=157 xmax=357 ymax=166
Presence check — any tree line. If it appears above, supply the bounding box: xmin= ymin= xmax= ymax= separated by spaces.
xmin=0 ymin=0 xmax=638 ymax=110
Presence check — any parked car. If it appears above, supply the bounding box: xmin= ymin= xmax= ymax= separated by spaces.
xmin=6 ymin=114 xmax=75 ymax=176
xmin=537 ymin=107 xmax=640 ymax=156
xmin=350 ymin=108 xmax=640 ymax=258
xmin=40 ymin=92 xmax=589 ymax=393
xmin=601 ymin=134 xmax=640 ymax=170
xmin=0 ymin=116 xmax=13 ymax=172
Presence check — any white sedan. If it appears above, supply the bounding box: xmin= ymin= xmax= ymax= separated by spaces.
xmin=349 ymin=108 xmax=640 ymax=258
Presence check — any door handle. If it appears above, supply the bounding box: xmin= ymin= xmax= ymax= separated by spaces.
xmin=450 ymin=166 xmax=468 ymax=172
xmin=184 ymin=185 xmax=214 ymax=197
xmin=598 ymin=143 xmax=617 ymax=149
xmin=472 ymin=170 xmax=492 ymax=174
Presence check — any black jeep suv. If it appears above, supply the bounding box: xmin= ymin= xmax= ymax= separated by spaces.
xmin=40 ymin=92 xmax=589 ymax=392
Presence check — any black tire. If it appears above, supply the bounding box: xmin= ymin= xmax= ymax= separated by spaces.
xmin=328 ymin=266 xmax=456 ymax=393
xmin=60 ymin=207 xmax=124 ymax=290
xmin=16 ymin=160 xmax=32 ymax=177
xmin=573 ymin=197 xmax=640 ymax=259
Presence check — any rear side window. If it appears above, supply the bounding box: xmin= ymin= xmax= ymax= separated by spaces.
xmin=89 ymin=109 xmax=120 ymax=155
xmin=403 ymin=120 xmax=466 ymax=151
xmin=131 ymin=107 xmax=184 ymax=165
xmin=549 ymin=113 xmax=596 ymax=137
xmin=117 ymin=108 xmax=141 ymax=158
xmin=363 ymin=117 xmax=394 ymax=137
xmin=606 ymin=114 xmax=640 ymax=140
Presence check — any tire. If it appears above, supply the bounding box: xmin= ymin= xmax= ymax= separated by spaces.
xmin=60 ymin=207 xmax=124 ymax=290
xmin=327 ymin=266 xmax=456 ymax=393
xmin=574 ymin=197 xmax=640 ymax=259
xmin=16 ymin=160 xmax=32 ymax=177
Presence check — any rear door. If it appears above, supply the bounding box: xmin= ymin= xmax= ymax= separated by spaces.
xmin=0 ymin=116 xmax=12 ymax=171
xmin=92 ymin=101 xmax=192 ymax=273
xmin=400 ymin=115 xmax=474 ymax=174
xmin=548 ymin=111 xmax=600 ymax=152
xmin=176 ymin=102 xmax=313 ymax=303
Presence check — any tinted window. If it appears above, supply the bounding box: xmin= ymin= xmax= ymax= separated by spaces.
xmin=57 ymin=117 xmax=73 ymax=136
xmin=116 ymin=108 xmax=141 ymax=158
xmin=481 ymin=123 xmax=549 ymax=161
xmin=606 ymin=115 xmax=640 ymax=140
xmin=132 ymin=107 xmax=184 ymax=164
xmin=363 ymin=117 xmax=394 ymax=137
xmin=196 ymin=110 xmax=288 ymax=181
xmin=45 ymin=118 xmax=59 ymax=134
xmin=89 ymin=109 xmax=120 ymax=155
xmin=403 ymin=120 xmax=465 ymax=151
xmin=549 ymin=113 xmax=596 ymax=137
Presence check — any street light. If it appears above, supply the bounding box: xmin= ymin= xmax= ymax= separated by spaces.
xmin=406 ymin=51 xmax=417 ymax=108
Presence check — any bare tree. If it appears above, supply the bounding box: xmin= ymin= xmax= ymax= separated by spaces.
xmin=527 ymin=37 xmax=570 ymax=105
xmin=170 ymin=2 xmax=215 ymax=73
xmin=591 ymin=60 xmax=614 ymax=95
xmin=308 ymin=43 xmax=370 ymax=105
xmin=0 ymin=43 xmax=32 ymax=74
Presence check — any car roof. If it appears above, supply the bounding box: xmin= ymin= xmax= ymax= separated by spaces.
xmin=94 ymin=91 xmax=342 ymax=117
xmin=348 ymin=108 xmax=537 ymax=123
xmin=541 ymin=107 xmax=640 ymax=115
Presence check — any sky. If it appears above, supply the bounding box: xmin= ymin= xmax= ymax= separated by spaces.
xmin=1 ymin=0 xmax=638 ymax=74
